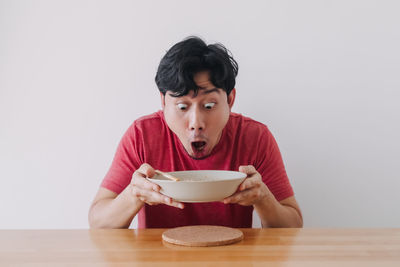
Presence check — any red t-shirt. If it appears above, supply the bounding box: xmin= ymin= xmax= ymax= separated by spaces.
xmin=101 ymin=110 xmax=293 ymax=228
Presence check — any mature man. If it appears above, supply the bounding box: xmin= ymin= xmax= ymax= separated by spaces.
xmin=89 ymin=37 xmax=303 ymax=228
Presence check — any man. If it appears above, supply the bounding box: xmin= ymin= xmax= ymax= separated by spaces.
xmin=89 ymin=37 xmax=303 ymax=228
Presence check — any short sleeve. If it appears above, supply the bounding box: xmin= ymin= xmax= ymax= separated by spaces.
xmin=255 ymin=126 xmax=294 ymax=201
xmin=100 ymin=124 xmax=143 ymax=194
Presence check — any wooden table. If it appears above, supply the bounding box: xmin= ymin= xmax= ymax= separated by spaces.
xmin=1 ymin=228 xmax=400 ymax=266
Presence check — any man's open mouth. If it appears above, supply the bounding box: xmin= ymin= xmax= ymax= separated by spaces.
xmin=191 ymin=141 xmax=207 ymax=152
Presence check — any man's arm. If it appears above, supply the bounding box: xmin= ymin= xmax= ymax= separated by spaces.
xmin=89 ymin=163 xmax=184 ymax=229
xmin=88 ymin=186 xmax=142 ymax=229
xmin=223 ymin=165 xmax=303 ymax=228
xmin=254 ymin=195 xmax=303 ymax=228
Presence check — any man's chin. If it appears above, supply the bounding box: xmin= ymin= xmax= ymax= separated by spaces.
xmin=187 ymin=148 xmax=210 ymax=160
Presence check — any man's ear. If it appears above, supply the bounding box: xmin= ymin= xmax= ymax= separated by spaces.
xmin=227 ymin=88 xmax=236 ymax=109
xmin=160 ymin=92 xmax=165 ymax=109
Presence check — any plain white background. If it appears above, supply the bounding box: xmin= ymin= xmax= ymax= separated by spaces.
xmin=1 ymin=0 xmax=399 ymax=229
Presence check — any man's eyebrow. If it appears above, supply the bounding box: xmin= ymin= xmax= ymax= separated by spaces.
xmin=166 ymin=88 xmax=220 ymax=98
xmin=199 ymin=88 xmax=220 ymax=95
xmin=167 ymin=92 xmax=179 ymax=98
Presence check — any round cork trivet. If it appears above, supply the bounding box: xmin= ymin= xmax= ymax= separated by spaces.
xmin=162 ymin=225 xmax=244 ymax=247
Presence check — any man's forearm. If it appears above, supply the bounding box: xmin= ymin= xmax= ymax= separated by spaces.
xmin=89 ymin=186 xmax=143 ymax=229
xmin=254 ymin=194 xmax=303 ymax=228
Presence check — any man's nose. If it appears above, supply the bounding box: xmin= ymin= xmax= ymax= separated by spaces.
xmin=188 ymin=108 xmax=205 ymax=131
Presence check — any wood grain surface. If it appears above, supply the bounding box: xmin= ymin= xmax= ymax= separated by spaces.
xmin=1 ymin=228 xmax=400 ymax=266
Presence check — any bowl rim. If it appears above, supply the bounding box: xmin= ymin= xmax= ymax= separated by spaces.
xmin=149 ymin=170 xmax=247 ymax=183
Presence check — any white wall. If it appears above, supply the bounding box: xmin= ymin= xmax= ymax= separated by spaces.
xmin=1 ymin=0 xmax=399 ymax=229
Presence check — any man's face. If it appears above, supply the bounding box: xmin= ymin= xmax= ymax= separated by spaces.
xmin=161 ymin=71 xmax=236 ymax=159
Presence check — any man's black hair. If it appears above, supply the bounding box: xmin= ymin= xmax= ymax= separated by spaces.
xmin=155 ymin=36 xmax=238 ymax=97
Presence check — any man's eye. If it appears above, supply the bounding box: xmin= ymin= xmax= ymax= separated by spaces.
xmin=204 ymin=103 xmax=215 ymax=109
xmin=177 ymin=103 xmax=188 ymax=110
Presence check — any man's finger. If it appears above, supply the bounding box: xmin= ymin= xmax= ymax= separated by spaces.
xmin=224 ymin=188 xmax=257 ymax=204
xmin=239 ymin=165 xmax=257 ymax=175
xmin=145 ymin=190 xmax=184 ymax=209
xmin=168 ymin=199 xmax=185 ymax=209
xmin=132 ymin=175 xmax=160 ymax=191
xmin=135 ymin=188 xmax=168 ymax=205
xmin=137 ymin=163 xmax=156 ymax=178
xmin=156 ymin=193 xmax=184 ymax=209
xmin=133 ymin=185 xmax=184 ymax=209
xmin=147 ymin=190 xmax=170 ymax=204
xmin=239 ymin=176 xmax=259 ymax=191
xmin=223 ymin=191 xmax=242 ymax=204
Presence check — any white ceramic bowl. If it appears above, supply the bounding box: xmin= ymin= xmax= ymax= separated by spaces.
xmin=147 ymin=170 xmax=247 ymax=203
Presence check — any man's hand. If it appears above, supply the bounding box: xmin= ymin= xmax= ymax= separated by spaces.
xmin=222 ymin=165 xmax=303 ymax=228
xmin=129 ymin=163 xmax=184 ymax=209
xmin=222 ymin=165 xmax=270 ymax=206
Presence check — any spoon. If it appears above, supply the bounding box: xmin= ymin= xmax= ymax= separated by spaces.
xmin=154 ymin=170 xmax=180 ymax=181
